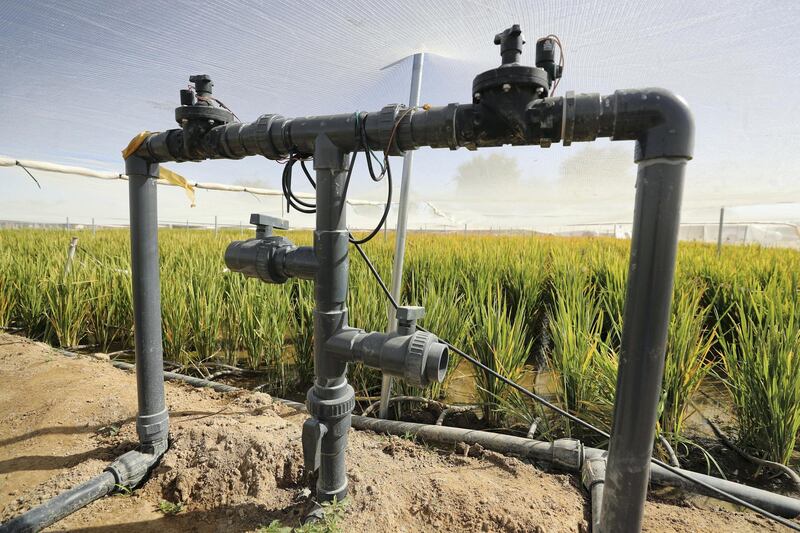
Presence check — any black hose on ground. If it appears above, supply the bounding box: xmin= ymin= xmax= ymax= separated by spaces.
xmin=0 ymin=472 xmax=116 ymax=533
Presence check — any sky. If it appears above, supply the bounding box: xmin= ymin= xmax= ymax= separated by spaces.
xmin=1 ymin=0 xmax=799 ymax=232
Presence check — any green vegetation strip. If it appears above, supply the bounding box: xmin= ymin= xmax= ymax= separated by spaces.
xmin=1 ymin=228 xmax=798 ymax=475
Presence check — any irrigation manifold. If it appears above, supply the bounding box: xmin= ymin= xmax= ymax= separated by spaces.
xmin=6 ymin=24 xmax=800 ymax=533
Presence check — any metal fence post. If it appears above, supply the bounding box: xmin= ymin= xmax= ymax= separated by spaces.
xmin=380 ymin=51 xmax=425 ymax=419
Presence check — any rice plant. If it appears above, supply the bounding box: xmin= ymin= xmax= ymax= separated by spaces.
xmin=288 ymin=280 xmax=315 ymax=387
xmin=718 ymin=273 xmax=800 ymax=465
xmin=658 ymin=281 xmax=716 ymax=449
xmin=545 ymin=252 xmax=609 ymax=434
xmin=1 ymin=227 xmax=799 ymax=470
xmin=162 ymin=282 xmax=192 ymax=364
xmin=45 ymin=277 xmax=90 ymax=348
xmin=469 ymin=284 xmax=532 ymax=426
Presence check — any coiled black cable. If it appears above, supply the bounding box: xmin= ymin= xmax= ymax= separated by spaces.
xmin=281 ymin=155 xmax=316 ymax=214
xmin=346 ymin=112 xmax=393 ymax=245
xmin=279 ymin=112 xmax=395 ymax=244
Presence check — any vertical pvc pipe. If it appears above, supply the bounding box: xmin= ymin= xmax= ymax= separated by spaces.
xmin=599 ymin=159 xmax=686 ymax=532
xmin=126 ymin=156 xmax=169 ymax=447
xmin=717 ymin=206 xmax=725 ymax=256
xmin=308 ymin=135 xmax=355 ymax=502
xmin=379 ymin=52 xmax=425 ymax=419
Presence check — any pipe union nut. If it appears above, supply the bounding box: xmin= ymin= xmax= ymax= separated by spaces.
xmin=404 ymin=331 xmax=449 ymax=388
xmin=306 ymin=385 xmax=356 ymax=420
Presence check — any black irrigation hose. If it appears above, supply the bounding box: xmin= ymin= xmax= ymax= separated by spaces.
xmin=351 ymin=239 xmax=800 ymax=531
xmin=0 ymin=472 xmax=117 ymax=533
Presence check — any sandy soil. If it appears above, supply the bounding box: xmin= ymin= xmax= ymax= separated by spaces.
xmin=0 ymin=333 xmax=783 ymax=532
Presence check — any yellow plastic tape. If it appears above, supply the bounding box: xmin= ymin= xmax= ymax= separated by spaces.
xmin=159 ymin=167 xmax=196 ymax=208
xmin=122 ymin=131 xmax=196 ymax=207
xmin=121 ymin=131 xmax=151 ymax=159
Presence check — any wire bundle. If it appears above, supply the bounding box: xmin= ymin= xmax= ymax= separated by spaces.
xmin=281 ymin=156 xmax=317 ymax=214
xmin=280 ymin=108 xmax=410 ymax=245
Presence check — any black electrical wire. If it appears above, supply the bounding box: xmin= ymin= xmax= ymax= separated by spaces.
xmin=300 ymin=159 xmax=316 ymax=189
xmin=346 ymin=162 xmax=392 ymax=245
xmin=360 ymin=118 xmax=386 ymax=182
xmin=278 ymin=112 xmax=393 ymax=243
xmin=16 ymin=161 xmax=41 ymax=189
xmin=282 ymin=156 xmax=316 ymax=214
xmin=350 ymin=238 xmax=800 ymax=531
xmin=344 ymin=113 xmax=393 ymax=246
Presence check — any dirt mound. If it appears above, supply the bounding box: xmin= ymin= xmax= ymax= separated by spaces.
xmin=0 ymin=333 xmax=785 ymax=532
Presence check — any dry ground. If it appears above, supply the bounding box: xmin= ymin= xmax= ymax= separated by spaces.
xmin=0 ymin=333 xmax=783 ymax=532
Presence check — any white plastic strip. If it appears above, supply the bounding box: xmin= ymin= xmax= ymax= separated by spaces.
xmin=0 ymin=155 xmax=393 ymax=206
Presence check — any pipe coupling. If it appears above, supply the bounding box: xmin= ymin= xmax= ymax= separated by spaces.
xmin=551 ymin=438 xmax=584 ymax=471
xmin=405 ymin=331 xmax=448 ymax=388
xmin=376 ymin=104 xmax=407 ymax=156
xmin=136 ymin=408 xmax=169 ymax=445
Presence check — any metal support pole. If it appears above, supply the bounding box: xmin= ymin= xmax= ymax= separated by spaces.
xmin=716 ymin=206 xmax=725 ymax=256
xmin=304 ymin=134 xmax=355 ymax=502
xmin=214 ymin=215 xmax=218 ymax=235
xmin=380 ymin=51 xmax=424 ymax=419
xmin=126 ymin=156 xmax=169 ymax=447
xmin=65 ymin=216 xmax=70 ymax=231
xmin=92 ymin=217 xmax=96 ymax=236
xmin=600 ymin=159 xmax=686 ymax=532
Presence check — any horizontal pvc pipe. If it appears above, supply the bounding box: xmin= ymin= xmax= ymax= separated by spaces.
xmin=106 ymin=362 xmax=800 ymax=519
xmin=0 ymin=472 xmax=116 ymax=533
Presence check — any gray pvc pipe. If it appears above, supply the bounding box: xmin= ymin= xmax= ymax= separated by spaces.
xmin=601 ymin=159 xmax=687 ymax=532
xmin=307 ymin=135 xmax=355 ymax=502
xmin=582 ymin=456 xmax=606 ymax=532
xmin=591 ymin=483 xmax=604 ymax=531
xmin=126 ymin=156 xmax=169 ymax=447
xmin=352 ymin=418 xmax=800 ymax=519
xmin=1 ymin=159 xmax=174 ymax=532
